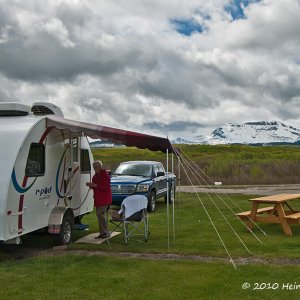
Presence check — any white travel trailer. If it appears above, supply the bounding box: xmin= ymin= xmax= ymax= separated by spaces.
xmin=0 ymin=101 xmax=173 ymax=245
xmin=0 ymin=102 xmax=94 ymax=245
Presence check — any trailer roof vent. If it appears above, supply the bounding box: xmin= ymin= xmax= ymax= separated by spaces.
xmin=0 ymin=102 xmax=31 ymax=117
xmin=31 ymin=102 xmax=64 ymax=117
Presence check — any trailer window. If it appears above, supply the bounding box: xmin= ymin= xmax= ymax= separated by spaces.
xmin=25 ymin=143 xmax=45 ymax=177
xmin=80 ymin=149 xmax=91 ymax=173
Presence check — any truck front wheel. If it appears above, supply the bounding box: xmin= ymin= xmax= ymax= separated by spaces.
xmin=165 ymin=184 xmax=175 ymax=203
xmin=147 ymin=190 xmax=156 ymax=212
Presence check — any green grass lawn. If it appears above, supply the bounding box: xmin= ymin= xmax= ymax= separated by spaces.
xmin=1 ymin=254 xmax=300 ymax=300
xmin=67 ymin=193 xmax=300 ymax=260
xmin=2 ymin=192 xmax=300 ymax=299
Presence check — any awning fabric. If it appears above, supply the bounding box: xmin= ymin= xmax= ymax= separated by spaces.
xmin=46 ymin=115 xmax=173 ymax=153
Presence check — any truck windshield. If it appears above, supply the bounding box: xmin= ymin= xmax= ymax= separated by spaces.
xmin=113 ymin=164 xmax=152 ymax=177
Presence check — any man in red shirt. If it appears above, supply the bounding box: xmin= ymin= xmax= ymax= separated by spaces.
xmin=86 ymin=160 xmax=112 ymax=239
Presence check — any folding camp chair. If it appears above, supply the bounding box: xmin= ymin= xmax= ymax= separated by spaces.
xmin=109 ymin=195 xmax=149 ymax=244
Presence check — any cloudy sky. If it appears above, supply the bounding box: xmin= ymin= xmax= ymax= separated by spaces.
xmin=0 ymin=0 xmax=300 ymax=139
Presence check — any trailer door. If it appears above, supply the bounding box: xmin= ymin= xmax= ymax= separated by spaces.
xmin=67 ymin=137 xmax=81 ymax=215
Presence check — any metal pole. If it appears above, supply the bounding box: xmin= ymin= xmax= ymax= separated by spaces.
xmin=68 ymin=133 xmax=73 ymax=196
xmin=172 ymin=152 xmax=175 ymax=243
xmin=178 ymin=155 xmax=181 ymax=232
xmin=166 ymin=148 xmax=170 ymax=252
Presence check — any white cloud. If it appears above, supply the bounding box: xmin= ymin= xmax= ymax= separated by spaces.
xmin=44 ymin=18 xmax=75 ymax=48
xmin=0 ymin=0 xmax=300 ymax=139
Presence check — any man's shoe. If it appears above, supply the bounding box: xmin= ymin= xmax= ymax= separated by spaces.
xmin=94 ymin=234 xmax=102 ymax=239
xmin=99 ymin=233 xmax=110 ymax=239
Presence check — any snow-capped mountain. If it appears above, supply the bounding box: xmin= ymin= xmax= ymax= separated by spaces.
xmin=171 ymin=137 xmax=196 ymax=144
xmin=172 ymin=121 xmax=300 ymax=145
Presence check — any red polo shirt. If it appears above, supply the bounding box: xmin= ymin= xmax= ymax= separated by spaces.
xmin=92 ymin=169 xmax=112 ymax=207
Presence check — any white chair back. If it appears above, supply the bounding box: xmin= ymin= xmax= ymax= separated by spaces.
xmin=121 ymin=195 xmax=148 ymax=219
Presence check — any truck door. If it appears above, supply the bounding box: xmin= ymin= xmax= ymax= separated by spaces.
xmin=152 ymin=164 xmax=160 ymax=193
xmin=156 ymin=163 xmax=167 ymax=197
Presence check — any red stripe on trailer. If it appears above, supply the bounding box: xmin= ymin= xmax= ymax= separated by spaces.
xmin=39 ymin=126 xmax=54 ymax=144
xmin=18 ymin=176 xmax=28 ymax=232
xmin=72 ymin=166 xmax=79 ymax=176
xmin=59 ymin=156 xmax=67 ymax=193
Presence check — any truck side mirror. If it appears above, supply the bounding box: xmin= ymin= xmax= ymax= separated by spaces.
xmin=157 ymin=171 xmax=165 ymax=177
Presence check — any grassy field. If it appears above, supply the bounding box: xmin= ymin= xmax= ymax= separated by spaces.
xmin=2 ymin=255 xmax=300 ymax=300
xmin=70 ymin=193 xmax=300 ymax=259
xmin=2 ymin=193 xmax=300 ymax=299
xmin=92 ymin=144 xmax=300 ymax=185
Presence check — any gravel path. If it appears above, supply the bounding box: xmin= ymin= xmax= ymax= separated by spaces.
xmin=178 ymin=184 xmax=300 ymax=195
xmin=4 ymin=247 xmax=300 ymax=267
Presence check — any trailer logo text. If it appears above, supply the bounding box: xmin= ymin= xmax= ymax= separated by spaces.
xmin=36 ymin=186 xmax=52 ymax=200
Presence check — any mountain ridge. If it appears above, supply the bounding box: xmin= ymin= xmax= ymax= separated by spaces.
xmin=172 ymin=121 xmax=300 ymax=145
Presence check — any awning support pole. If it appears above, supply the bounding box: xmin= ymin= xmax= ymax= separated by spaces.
xmin=166 ymin=148 xmax=170 ymax=252
xmin=172 ymin=152 xmax=175 ymax=243
xmin=178 ymin=155 xmax=181 ymax=232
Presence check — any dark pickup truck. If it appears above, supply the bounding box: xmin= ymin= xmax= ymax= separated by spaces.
xmin=110 ymin=161 xmax=176 ymax=212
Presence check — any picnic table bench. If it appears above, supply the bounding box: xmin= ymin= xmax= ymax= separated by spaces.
xmin=236 ymin=194 xmax=300 ymax=236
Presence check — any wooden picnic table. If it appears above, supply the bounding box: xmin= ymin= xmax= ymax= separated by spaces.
xmin=236 ymin=194 xmax=300 ymax=236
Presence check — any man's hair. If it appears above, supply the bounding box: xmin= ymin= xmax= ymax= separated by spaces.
xmin=93 ymin=160 xmax=103 ymax=168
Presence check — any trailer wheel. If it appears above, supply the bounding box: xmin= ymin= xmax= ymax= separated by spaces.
xmin=55 ymin=212 xmax=74 ymax=245
xmin=147 ymin=190 xmax=156 ymax=212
